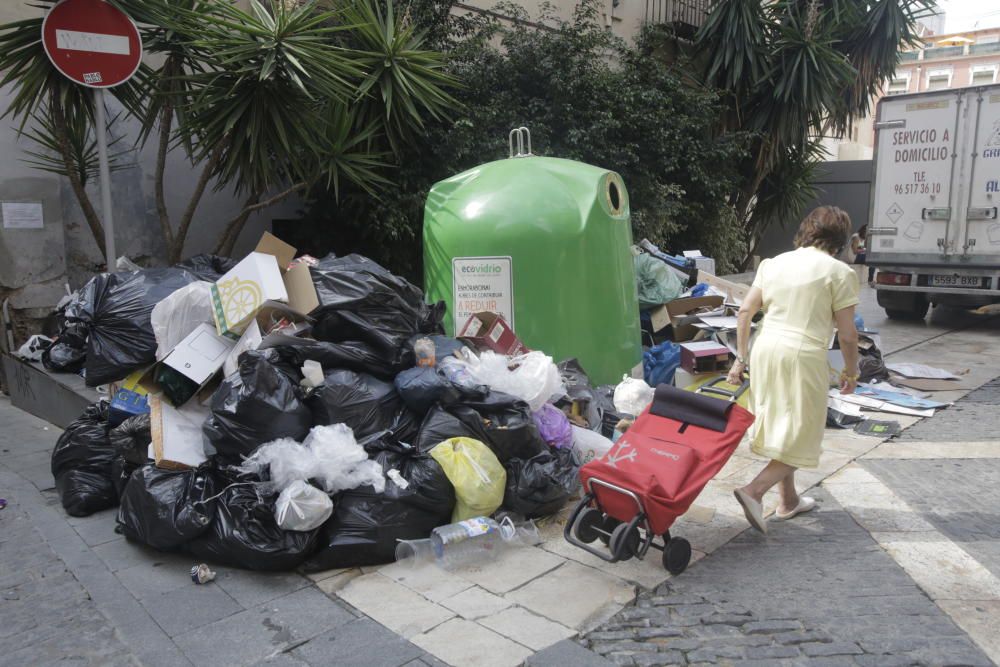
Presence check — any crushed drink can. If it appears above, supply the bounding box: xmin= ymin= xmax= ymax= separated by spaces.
xmin=190 ymin=563 xmax=216 ymax=585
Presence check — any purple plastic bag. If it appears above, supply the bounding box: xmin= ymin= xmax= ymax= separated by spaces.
xmin=532 ymin=404 xmax=573 ymax=449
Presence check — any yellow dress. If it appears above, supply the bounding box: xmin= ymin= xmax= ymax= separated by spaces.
xmin=749 ymin=247 xmax=859 ymax=468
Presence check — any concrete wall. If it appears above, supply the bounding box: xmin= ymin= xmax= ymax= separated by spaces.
xmin=458 ymin=0 xmax=647 ymax=40
xmin=756 ymin=160 xmax=873 ymax=260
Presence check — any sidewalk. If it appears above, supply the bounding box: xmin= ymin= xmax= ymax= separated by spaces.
xmin=2 ymin=290 xmax=999 ymax=666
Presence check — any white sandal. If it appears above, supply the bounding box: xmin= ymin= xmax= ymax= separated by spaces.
xmin=774 ymin=496 xmax=817 ymax=521
xmin=734 ymin=489 xmax=768 ymax=534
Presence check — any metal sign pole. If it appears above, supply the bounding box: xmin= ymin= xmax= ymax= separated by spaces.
xmin=94 ymin=88 xmax=116 ymax=269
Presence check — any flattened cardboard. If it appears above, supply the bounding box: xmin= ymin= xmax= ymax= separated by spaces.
xmin=151 ymin=395 xmax=209 ymax=470
xmin=888 ymin=373 xmax=968 ymax=392
xmin=164 ymin=323 xmax=236 ymax=385
xmin=697 ymin=271 xmax=750 ymax=304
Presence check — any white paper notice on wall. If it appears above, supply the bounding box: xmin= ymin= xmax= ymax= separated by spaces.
xmin=1 ymin=202 xmax=44 ymax=229
xmin=451 ymin=256 xmax=514 ymax=334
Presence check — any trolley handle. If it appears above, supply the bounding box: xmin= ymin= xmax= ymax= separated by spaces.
xmin=696 ymin=376 xmax=749 ymax=401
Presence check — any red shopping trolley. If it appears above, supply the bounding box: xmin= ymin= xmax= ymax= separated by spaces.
xmin=564 ymin=378 xmax=753 ymax=574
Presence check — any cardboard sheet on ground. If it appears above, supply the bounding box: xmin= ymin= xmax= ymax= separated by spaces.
xmin=888 ymin=373 xmax=969 ymax=392
xmin=886 ymin=362 xmax=961 ymax=380
xmin=829 ymin=389 xmax=936 ymax=418
xmin=827 ymin=396 xmax=864 ymax=418
xmin=855 ymin=384 xmax=949 ymax=410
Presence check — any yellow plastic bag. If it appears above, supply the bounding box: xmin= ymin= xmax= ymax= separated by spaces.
xmin=430 ymin=438 xmax=506 ymax=522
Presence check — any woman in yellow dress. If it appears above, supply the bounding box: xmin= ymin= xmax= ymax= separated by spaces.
xmin=726 ymin=206 xmax=860 ymax=533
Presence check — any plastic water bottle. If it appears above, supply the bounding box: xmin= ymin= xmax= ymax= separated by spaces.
xmin=429 ymin=517 xmax=504 ymax=568
xmin=414 ymin=338 xmax=436 ymax=367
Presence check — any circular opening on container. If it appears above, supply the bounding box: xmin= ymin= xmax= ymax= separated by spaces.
xmin=608 ymin=180 xmax=621 ymax=212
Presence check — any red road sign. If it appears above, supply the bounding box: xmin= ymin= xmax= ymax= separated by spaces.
xmin=42 ymin=0 xmax=142 ymax=89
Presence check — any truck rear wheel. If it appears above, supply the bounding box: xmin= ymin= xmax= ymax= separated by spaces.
xmin=878 ymin=291 xmax=929 ymax=321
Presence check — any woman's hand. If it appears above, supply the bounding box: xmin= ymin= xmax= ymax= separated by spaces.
xmin=727 ymin=360 xmax=745 ymax=386
xmin=839 ymin=372 xmax=858 ymax=395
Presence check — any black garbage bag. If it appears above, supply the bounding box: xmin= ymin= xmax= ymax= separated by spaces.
xmin=203 ymin=350 xmax=312 ymax=461
xmin=111 ymin=456 xmax=139 ymax=499
xmin=185 ymin=482 xmax=318 ymax=571
xmin=118 ymin=464 xmax=217 ymax=551
xmin=309 ymin=254 xmax=444 ymax=356
xmin=58 ymin=268 xmax=198 ymax=386
xmin=404 ymin=335 xmax=468 ymax=363
xmin=109 ymin=413 xmax=151 ymax=466
xmin=307 ymin=370 xmax=404 ymax=440
xmin=269 ymin=339 xmax=403 ymax=381
xmin=51 ymin=402 xmax=117 ymax=517
xmin=394 ymin=366 xmax=487 ymax=417
xmin=859 ymin=348 xmax=890 ymax=384
xmin=594 ymin=385 xmax=626 ymax=439
xmin=302 ymin=441 xmax=455 ymax=571
xmin=415 ymin=391 xmax=548 ymax=463
xmin=503 ymin=447 xmax=581 ymax=519
xmin=175 ymin=254 xmax=236 ymax=281
xmin=554 ymin=359 xmax=602 ymax=431
xmin=827 ymin=407 xmax=865 ymax=429
xmin=42 ymin=322 xmax=89 ymax=373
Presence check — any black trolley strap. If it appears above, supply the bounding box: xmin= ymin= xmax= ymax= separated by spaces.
xmin=650 ymin=380 xmax=748 ymax=432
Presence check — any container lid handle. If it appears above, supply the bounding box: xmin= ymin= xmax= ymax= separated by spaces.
xmin=508 ymin=127 xmax=532 ymax=158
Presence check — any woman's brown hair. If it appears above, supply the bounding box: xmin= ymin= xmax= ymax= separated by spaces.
xmin=793 ymin=206 xmax=852 ymax=256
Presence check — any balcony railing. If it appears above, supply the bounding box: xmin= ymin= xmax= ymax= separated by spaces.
xmin=899 ymin=50 xmax=919 ymax=62
xmin=923 ymin=45 xmax=965 ymax=60
xmin=970 ymin=42 xmax=1000 ymax=55
xmin=644 ymin=0 xmax=711 ymax=33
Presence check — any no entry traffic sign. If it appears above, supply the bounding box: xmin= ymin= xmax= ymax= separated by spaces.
xmin=42 ymin=0 xmax=142 ymax=89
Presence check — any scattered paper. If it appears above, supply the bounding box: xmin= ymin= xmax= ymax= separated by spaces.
xmin=829 ymin=389 xmax=936 ymax=418
xmin=886 ymin=363 xmax=960 ymax=380
xmin=855 ymin=384 xmax=949 ymax=410
xmin=683 ymin=250 xmax=703 ymax=258
xmin=697 ymin=315 xmax=739 ymax=329
xmin=827 ymin=396 xmax=863 ymax=417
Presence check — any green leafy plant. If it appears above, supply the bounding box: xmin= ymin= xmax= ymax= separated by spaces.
xmin=695 ymin=0 xmax=936 ymax=266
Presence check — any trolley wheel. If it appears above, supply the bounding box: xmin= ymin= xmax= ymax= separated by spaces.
xmin=610 ymin=522 xmax=641 ymax=562
xmin=573 ymin=508 xmax=604 ymax=544
xmin=662 ymin=537 xmax=692 ymax=575
xmin=599 ymin=516 xmax=621 ymax=546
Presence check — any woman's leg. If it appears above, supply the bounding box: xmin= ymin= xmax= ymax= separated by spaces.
xmin=739 ymin=460 xmax=796 ymax=504
xmin=777 ymin=471 xmax=800 ymax=514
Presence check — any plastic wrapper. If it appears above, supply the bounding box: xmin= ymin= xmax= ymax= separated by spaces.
xmin=302 ymin=441 xmax=455 ymax=571
xmin=429 ymin=438 xmax=506 ymax=522
xmin=309 ymin=254 xmax=445 ymax=358
xmin=415 ymin=391 xmax=549 ymax=463
xmin=50 ymin=402 xmax=117 ymax=517
xmin=458 ymin=351 xmax=564 ymax=412
xmin=175 ymin=254 xmax=237 ymax=281
xmin=503 ymin=447 xmax=581 ymax=518
xmin=117 ymin=464 xmax=217 ymax=550
xmin=203 ymin=350 xmax=312 ymax=461
xmin=405 ymin=335 xmax=467 ymax=363
xmin=643 ymin=341 xmax=681 ymax=387
xmin=635 ymin=252 xmax=684 ymax=309
xmin=58 ymin=268 xmax=199 ymax=386
xmin=571 ymin=425 xmax=614 ymax=464
xmin=532 ymin=404 xmax=573 ymax=449
xmin=554 ymin=359 xmax=602 ymax=431
xmin=394 ymin=366 xmax=487 ymax=417
xmin=42 ymin=322 xmax=88 ymax=373
xmin=109 ymin=413 xmax=152 ymax=466
xmin=184 ymin=483 xmax=318 ymax=571
xmin=150 ymin=281 xmax=214 ymax=361
xmin=17 ymin=334 xmax=53 ymax=361
xmin=238 ymin=425 xmax=385 ymax=495
xmin=859 ymin=348 xmax=890 ymax=384
xmin=306 ymin=370 xmax=404 ymax=440
xmin=275 ymin=480 xmax=333 ymax=531
xmin=614 ymin=376 xmax=656 ymax=416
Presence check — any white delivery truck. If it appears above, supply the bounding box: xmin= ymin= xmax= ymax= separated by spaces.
xmin=868 ymin=82 xmax=1000 ymax=319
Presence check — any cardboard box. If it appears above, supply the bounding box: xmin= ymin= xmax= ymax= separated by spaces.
xmin=139 ymin=323 xmax=237 ymax=406
xmin=210 ymin=232 xmax=319 ymax=339
xmin=109 ymin=388 xmax=150 ymax=428
xmin=679 ymin=341 xmax=732 ymax=374
xmin=458 ymin=312 xmax=529 ymax=356
xmin=222 ymin=302 xmax=314 ymax=377
xmin=649 ymin=295 xmax=725 ymax=340
xmin=150 ymin=396 xmax=209 ymax=470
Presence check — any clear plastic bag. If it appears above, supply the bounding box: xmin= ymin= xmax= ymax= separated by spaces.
xmin=150 ymin=282 xmax=214 ymax=361
xmin=571 ymin=425 xmax=614 ymax=465
xmin=457 ymin=350 xmax=564 ymax=412
xmin=275 ymin=480 xmax=334 ymax=532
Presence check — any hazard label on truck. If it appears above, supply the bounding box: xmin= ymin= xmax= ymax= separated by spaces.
xmin=452 ymin=257 xmax=514 ymax=333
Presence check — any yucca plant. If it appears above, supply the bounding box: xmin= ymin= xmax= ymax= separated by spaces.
xmin=0 ymin=0 xmax=458 ymax=262
xmin=695 ymin=0 xmax=936 ymax=267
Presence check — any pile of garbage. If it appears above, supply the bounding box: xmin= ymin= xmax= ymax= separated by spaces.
xmin=44 ymin=236 xmax=624 ymax=571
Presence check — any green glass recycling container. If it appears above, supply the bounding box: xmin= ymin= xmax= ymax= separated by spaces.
xmin=423 ymin=154 xmax=641 ymax=385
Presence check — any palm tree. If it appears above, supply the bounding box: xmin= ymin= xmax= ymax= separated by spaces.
xmin=0 ymin=0 xmax=457 ymax=263
xmin=695 ymin=0 xmax=935 ymax=267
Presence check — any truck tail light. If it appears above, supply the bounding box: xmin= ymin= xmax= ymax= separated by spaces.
xmin=876 ymin=271 xmax=912 ymax=286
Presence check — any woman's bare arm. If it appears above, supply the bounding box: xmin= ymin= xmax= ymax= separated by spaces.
xmin=726 ymin=286 xmax=762 ymax=385
xmin=834 ymin=306 xmax=860 ymax=394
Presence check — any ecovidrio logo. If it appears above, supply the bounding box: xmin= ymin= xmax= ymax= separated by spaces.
xmin=460 ymin=264 xmax=505 ymax=274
